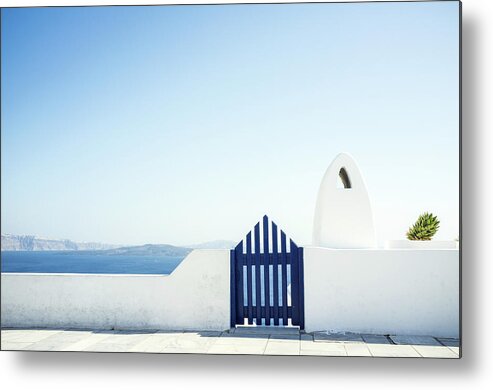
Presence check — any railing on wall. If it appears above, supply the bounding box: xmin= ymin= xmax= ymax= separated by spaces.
xmin=230 ymin=215 xmax=304 ymax=329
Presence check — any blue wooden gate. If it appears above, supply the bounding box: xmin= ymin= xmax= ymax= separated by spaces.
xmin=230 ymin=215 xmax=305 ymax=329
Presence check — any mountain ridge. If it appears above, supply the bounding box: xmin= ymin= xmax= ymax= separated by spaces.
xmin=1 ymin=234 xmax=236 ymax=253
xmin=1 ymin=234 xmax=118 ymax=252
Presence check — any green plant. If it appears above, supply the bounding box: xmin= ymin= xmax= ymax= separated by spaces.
xmin=406 ymin=212 xmax=440 ymax=241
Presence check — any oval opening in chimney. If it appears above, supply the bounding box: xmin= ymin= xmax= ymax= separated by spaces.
xmin=338 ymin=167 xmax=352 ymax=189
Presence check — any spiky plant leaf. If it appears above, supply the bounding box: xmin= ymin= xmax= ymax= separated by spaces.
xmin=406 ymin=212 xmax=440 ymax=241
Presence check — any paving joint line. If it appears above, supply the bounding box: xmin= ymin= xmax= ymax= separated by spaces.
xmin=435 ymin=337 xmax=460 ymax=356
xmin=262 ymin=334 xmax=271 ymax=355
xmin=411 ymin=345 xmax=425 ymax=357
xmin=435 ymin=337 xmax=447 ymax=347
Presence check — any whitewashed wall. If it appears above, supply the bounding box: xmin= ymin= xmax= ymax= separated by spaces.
xmin=2 ymin=247 xmax=459 ymax=337
xmin=303 ymin=247 xmax=459 ymax=338
xmin=1 ymin=249 xmax=230 ymax=331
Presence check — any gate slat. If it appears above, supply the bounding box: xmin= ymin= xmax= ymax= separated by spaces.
xmin=254 ymin=222 xmax=262 ymax=325
xmin=246 ymin=232 xmax=253 ymax=325
xmin=290 ymin=240 xmax=300 ymax=326
xmin=262 ymin=215 xmax=270 ymax=325
xmin=272 ymin=222 xmax=280 ymax=326
xmin=280 ymin=231 xmax=288 ymax=325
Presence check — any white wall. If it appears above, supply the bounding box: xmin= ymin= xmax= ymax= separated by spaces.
xmin=1 ymin=249 xmax=230 ymax=331
xmin=303 ymin=247 xmax=459 ymax=338
xmin=2 ymin=247 xmax=459 ymax=337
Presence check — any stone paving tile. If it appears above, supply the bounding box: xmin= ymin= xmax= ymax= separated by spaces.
xmin=413 ymin=345 xmax=459 ymax=358
xmin=1 ymin=329 xmax=64 ymax=343
xmin=300 ymin=345 xmax=347 ymax=357
xmin=82 ymin=340 xmax=153 ymax=352
xmin=26 ymin=330 xmax=94 ymax=351
xmin=163 ymin=332 xmax=219 ymax=350
xmin=215 ymin=333 xmax=269 ymax=345
xmin=300 ymin=338 xmax=347 ymax=357
xmin=1 ymin=341 xmax=35 ymax=351
xmin=160 ymin=346 xmax=211 ymax=354
xmin=135 ymin=330 xmax=217 ymax=354
xmin=60 ymin=333 xmax=113 ymax=352
xmin=390 ymin=335 xmax=441 ymax=346
xmin=300 ymin=350 xmax=347 ymax=357
xmin=344 ymin=343 xmax=372 ymax=357
xmin=211 ymin=331 xmax=269 ymax=355
xmin=361 ymin=335 xmax=391 ymax=344
xmin=95 ymin=332 xmax=154 ymax=345
xmin=264 ymin=340 xmax=300 ymax=356
xmin=127 ymin=332 xmax=185 ymax=353
xmin=301 ymin=339 xmax=345 ymax=351
xmin=84 ymin=343 xmax=135 ymax=353
xmin=438 ymin=338 xmax=460 ymax=347
xmin=207 ymin=343 xmax=267 ymax=355
xmin=44 ymin=330 xmax=93 ymax=341
xmin=28 ymin=340 xmax=80 ymax=352
xmin=367 ymin=344 xmax=421 ymax=357
xmin=313 ymin=332 xmax=364 ymax=343
xmin=214 ymin=338 xmax=268 ymax=348
xmin=1 ymin=330 xmax=27 ymax=341
xmin=82 ymin=331 xmax=157 ymax=352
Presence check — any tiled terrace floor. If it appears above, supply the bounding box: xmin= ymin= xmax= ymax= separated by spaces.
xmin=1 ymin=327 xmax=460 ymax=358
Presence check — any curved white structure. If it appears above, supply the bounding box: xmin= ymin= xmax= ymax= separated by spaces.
xmin=313 ymin=153 xmax=376 ymax=248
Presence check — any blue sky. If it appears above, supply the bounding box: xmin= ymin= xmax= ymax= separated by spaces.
xmin=1 ymin=2 xmax=459 ymax=246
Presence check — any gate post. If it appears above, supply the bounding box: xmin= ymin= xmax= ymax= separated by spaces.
xmin=230 ymin=249 xmax=236 ymax=328
xmin=290 ymin=240 xmax=300 ymax=327
xmin=298 ymin=247 xmax=305 ymax=330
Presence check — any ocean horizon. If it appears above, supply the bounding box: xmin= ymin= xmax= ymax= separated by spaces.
xmin=0 ymin=251 xmax=185 ymax=275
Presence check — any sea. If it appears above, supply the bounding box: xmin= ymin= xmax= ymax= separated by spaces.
xmin=0 ymin=251 xmax=185 ymax=275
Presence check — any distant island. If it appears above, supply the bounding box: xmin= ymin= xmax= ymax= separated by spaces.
xmin=1 ymin=234 xmax=118 ymax=252
xmin=0 ymin=234 xmax=235 ymax=255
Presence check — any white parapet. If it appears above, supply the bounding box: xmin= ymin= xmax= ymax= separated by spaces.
xmin=303 ymin=247 xmax=459 ymax=338
xmin=1 ymin=249 xmax=231 ymax=331
xmin=385 ymin=240 xmax=458 ymax=249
